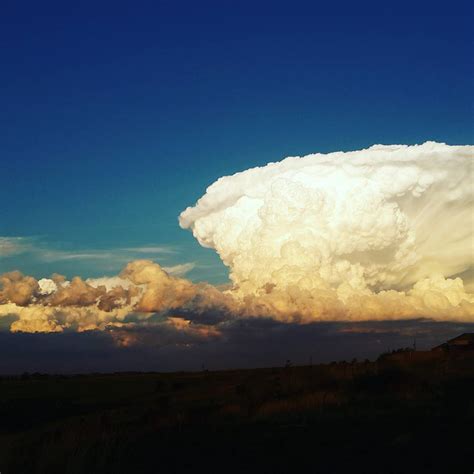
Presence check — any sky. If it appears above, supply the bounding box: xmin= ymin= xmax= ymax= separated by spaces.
xmin=0 ymin=0 xmax=473 ymax=372
xmin=1 ymin=0 xmax=473 ymax=281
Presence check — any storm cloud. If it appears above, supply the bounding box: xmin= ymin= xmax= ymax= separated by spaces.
xmin=180 ymin=142 xmax=474 ymax=322
xmin=0 ymin=143 xmax=472 ymax=351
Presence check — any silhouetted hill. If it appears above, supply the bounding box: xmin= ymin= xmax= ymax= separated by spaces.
xmin=0 ymin=353 xmax=473 ymax=473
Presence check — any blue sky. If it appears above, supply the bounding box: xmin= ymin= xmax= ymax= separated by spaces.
xmin=1 ymin=0 xmax=472 ymax=283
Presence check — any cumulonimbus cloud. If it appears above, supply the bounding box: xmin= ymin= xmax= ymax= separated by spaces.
xmin=1 ymin=142 xmax=473 ymax=334
xmin=179 ymin=142 xmax=474 ymax=322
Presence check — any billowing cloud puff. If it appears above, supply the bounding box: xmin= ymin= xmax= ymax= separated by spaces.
xmin=0 ymin=260 xmax=235 ymax=333
xmin=180 ymin=142 xmax=474 ymax=322
xmin=0 ymin=271 xmax=38 ymax=306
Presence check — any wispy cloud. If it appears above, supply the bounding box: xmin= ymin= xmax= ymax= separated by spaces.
xmin=163 ymin=262 xmax=196 ymax=276
xmin=37 ymin=246 xmax=177 ymax=263
xmin=123 ymin=246 xmax=176 ymax=254
xmin=36 ymin=250 xmax=117 ymax=262
xmin=0 ymin=237 xmax=32 ymax=257
xmin=0 ymin=237 xmax=177 ymax=266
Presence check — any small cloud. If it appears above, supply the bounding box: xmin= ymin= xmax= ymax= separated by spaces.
xmin=29 ymin=244 xmax=177 ymax=263
xmin=163 ymin=262 xmax=196 ymax=276
xmin=0 ymin=237 xmax=31 ymax=257
xmin=1 ymin=236 xmax=176 ymax=264
xmin=123 ymin=246 xmax=176 ymax=254
xmin=37 ymin=250 xmax=115 ymax=262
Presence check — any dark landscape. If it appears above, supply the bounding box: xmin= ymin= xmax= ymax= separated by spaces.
xmin=1 ymin=337 xmax=473 ymax=474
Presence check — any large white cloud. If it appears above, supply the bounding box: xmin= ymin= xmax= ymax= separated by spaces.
xmin=180 ymin=142 xmax=474 ymax=321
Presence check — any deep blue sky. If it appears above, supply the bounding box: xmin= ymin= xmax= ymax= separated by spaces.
xmin=1 ymin=0 xmax=472 ymax=282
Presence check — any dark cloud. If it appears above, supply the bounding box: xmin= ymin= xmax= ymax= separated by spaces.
xmin=1 ymin=319 xmax=473 ymax=374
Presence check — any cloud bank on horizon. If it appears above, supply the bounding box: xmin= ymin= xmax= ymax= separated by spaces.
xmin=1 ymin=142 xmax=473 ymax=334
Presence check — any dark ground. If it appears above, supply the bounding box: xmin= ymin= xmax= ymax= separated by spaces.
xmin=1 ymin=354 xmax=473 ymax=474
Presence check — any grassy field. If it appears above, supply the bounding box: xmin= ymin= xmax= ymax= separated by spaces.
xmin=1 ymin=356 xmax=473 ymax=473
